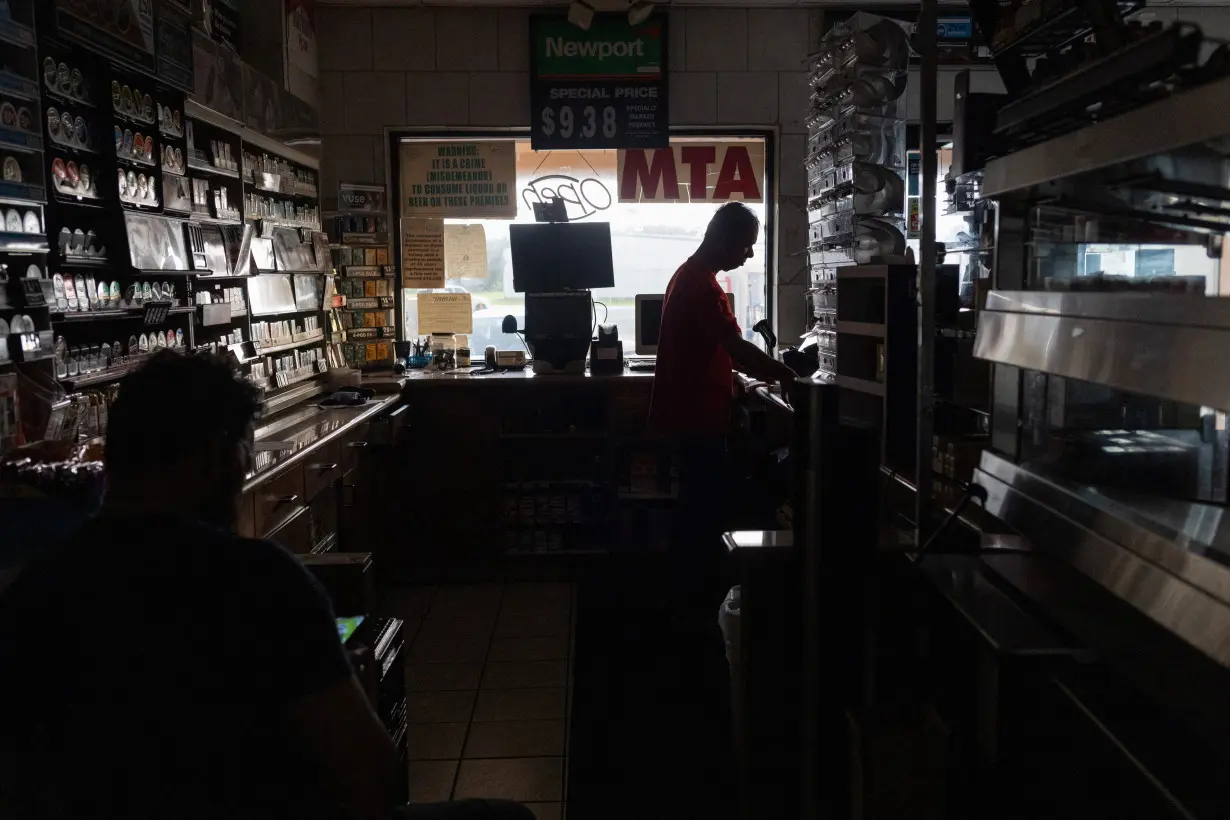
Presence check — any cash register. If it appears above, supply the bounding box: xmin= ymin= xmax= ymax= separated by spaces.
xmin=510 ymin=221 xmax=615 ymax=375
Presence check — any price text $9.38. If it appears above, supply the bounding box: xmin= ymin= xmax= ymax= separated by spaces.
xmin=540 ymin=105 xmax=617 ymax=140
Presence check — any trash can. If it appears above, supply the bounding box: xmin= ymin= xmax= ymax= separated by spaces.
xmin=719 ymin=585 xmax=742 ymax=746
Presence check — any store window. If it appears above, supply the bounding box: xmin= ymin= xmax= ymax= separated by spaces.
xmin=398 ymin=137 xmax=769 ymax=352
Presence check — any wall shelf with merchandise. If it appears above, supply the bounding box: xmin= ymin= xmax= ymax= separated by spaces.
xmin=325 ymin=211 xmax=394 ymax=370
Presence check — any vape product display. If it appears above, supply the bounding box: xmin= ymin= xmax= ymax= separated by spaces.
xmin=49 ymin=156 xmax=96 ymax=199
xmin=246 ymin=192 xmax=319 ymax=228
xmin=804 ymin=12 xmax=911 ymax=379
xmin=45 ymin=106 xmax=93 ymax=151
xmin=3 ymin=208 xmax=41 ymax=235
xmin=124 ymin=213 xmax=187 ymax=271
xmin=43 ymin=57 xmax=92 ymax=105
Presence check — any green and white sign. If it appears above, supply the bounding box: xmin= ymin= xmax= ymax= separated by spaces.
xmin=530 ymin=14 xmax=668 ymax=151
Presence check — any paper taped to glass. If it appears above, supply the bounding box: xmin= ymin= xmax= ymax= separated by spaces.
xmin=418 ymin=292 xmax=473 ymax=335
xmin=401 ymin=217 xmax=445 ymax=289
xmin=445 ymin=224 xmax=487 ymax=279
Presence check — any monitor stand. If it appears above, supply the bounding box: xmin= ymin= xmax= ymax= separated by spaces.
xmin=527 ymin=335 xmax=588 ymax=375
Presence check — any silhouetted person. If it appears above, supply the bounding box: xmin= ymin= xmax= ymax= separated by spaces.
xmin=0 ymin=352 xmax=531 ymax=820
xmin=649 ymin=201 xmax=796 ymax=620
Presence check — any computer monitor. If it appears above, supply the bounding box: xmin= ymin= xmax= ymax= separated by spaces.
xmin=510 ymin=222 xmax=615 ymax=293
xmin=635 ymin=292 xmax=735 ymax=356
xmin=525 ymin=291 xmax=593 ymax=339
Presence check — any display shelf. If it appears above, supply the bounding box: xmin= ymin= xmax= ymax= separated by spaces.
xmin=989 ymin=0 xmax=1142 ymax=58
xmin=0 ymin=69 xmax=39 ymax=102
xmin=58 ymin=362 xmax=140 ymax=391
xmin=0 ymin=16 xmax=35 ymax=48
xmin=263 ymin=365 xmax=328 ymax=393
xmin=116 ymin=153 xmax=156 ymax=169
xmin=187 ymin=162 xmax=240 ymax=179
xmin=41 ymin=84 xmax=94 ymax=110
xmin=111 ymin=109 xmax=155 ymax=130
xmin=46 ymin=138 xmax=98 ymax=158
xmin=0 ymin=231 xmax=49 ymax=253
xmin=836 ymin=320 xmax=886 ymax=338
xmin=51 ymin=306 xmax=194 ymax=323
xmin=0 ymin=125 xmax=43 ymax=152
xmin=0 ymin=182 xmax=46 ymax=204
xmin=982 ymin=74 xmax=1230 ymax=199
xmin=835 ymin=374 xmax=886 ymax=396
xmin=253 ymin=332 xmax=326 ymax=356
xmin=0 ymin=352 xmax=54 ymax=366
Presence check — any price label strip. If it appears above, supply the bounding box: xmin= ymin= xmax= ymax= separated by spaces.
xmin=530 ymin=15 xmax=668 ymax=151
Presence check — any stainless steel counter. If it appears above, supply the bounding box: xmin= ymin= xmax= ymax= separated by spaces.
xmin=244 ymin=395 xmax=398 ymax=493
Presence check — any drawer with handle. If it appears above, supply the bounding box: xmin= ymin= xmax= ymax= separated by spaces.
xmin=255 ymin=468 xmax=306 ymax=537
xmin=303 ymin=441 xmax=342 ymax=501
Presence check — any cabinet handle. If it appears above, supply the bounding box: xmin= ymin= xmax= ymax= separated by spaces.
xmin=348 ymin=441 xmax=369 ymax=449
xmin=268 ymin=494 xmax=299 ymax=505
xmin=312 ymin=463 xmax=339 ymax=471
xmin=387 ymin=404 xmax=409 ymax=419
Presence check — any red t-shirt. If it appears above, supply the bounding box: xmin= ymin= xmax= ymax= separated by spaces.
xmin=648 ymin=257 xmax=742 ymax=435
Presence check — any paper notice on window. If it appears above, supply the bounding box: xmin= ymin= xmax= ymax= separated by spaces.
xmin=418 ymin=292 xmax=473 ymax=335
xmin=401 ymin=217 xmax=445 ymax=289
xmin=445 ymin=224 xmax=487 ymax=279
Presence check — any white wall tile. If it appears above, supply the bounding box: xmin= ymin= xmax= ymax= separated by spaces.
xmin=469 ymin=72 xmax=530 ymax=126
xmin=778 ymin=71 xmax=810 ymax=134
xmin=374 ymin=136 xmax=388 ymax=188
xmin=318 ymin=72 xmax=345 ymax=135
xmin=906 ymin=68 xmax=1004 ymax=123
xmin=748 ymin=10 xmax=810 ymax=71
xmin=405 ymin=72 xmax=470 ymax=126
xmin=668 ymin=71 xmax=717 ymax=124
xmin=498 ymin=9 xmax=531 ymax=72
xmin=435 ymin=9 xmax=499 ymax=72
xmin=668 ymin=10 xmax=686 ymax=73
xmin=372 ymin=8 xmax=435 ymax=71
xmin=321 ymin=135 xmax=378 ymax=200
xmin=716 ymin=72 xmax=777 ymax=124
xmin=685 ymin=9 xmax=747 ymax=72
xmin=779 ymin=134 xmax=806 ymax=199
xmin=344 ymin=72 xmax=407 ymax=134
xmin=319 ymin=7 xmax=372 ymax=72
xmin=774 ymin=282 xmax=809 ymax=343
xmin=808 ymin=9 xmax=827 ymax=49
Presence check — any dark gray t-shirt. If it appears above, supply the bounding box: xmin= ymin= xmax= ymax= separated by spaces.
xmin=0 ymin=514 xmax=353 ymax=820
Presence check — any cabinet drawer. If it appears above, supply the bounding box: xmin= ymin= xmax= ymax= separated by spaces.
xmin=341 ymin=427 xmax=370 ymax=477
xmin=303 ymin=441 xmax=342 ymax=501
xmin=267 ymin=505 xmax=313 ymax=554
xmin=236 ymin=492 xmax=256 ymax=539
xmin=255 ymin=468 xmax=306 ymax=537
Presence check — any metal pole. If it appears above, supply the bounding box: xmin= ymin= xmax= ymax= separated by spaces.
xmin=916 ymin=0 xmax=938 ymax=544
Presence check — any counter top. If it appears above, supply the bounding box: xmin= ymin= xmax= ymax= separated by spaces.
xmin=736 ymin=373 xmax=792 ymax=413
xmin=401 ymin=366 xmax=654 ymax=385
xmin=244 ymin=395 xmax=397 ymax=492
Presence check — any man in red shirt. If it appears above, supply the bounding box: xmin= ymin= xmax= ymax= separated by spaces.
xmin=649 ymin=201 xmax=797 ymax=616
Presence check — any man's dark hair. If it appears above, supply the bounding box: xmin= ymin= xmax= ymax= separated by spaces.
xmin=704 ymin=201 xmax=760 ymax=242
xmin=105 ymin=351 xmax=260 ymax=476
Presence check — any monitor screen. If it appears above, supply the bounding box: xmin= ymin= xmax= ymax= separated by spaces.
xmin=525 ymin=291 xmax=592 ymax=339
xmin=510 ymin=222 xmax=615 ymax=293
xmin=635 ymin=292 xmax=735 ymax=355
xmin=336 ymin=615 xmax=365 ymax=644
xmin=635 ymin=294 xmax=665 ymax=355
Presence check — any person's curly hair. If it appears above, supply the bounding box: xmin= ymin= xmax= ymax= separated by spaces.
xmin=105 ymin=351 xmax=260 ymax=477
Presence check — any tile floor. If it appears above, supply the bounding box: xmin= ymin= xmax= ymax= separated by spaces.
xmin=381 ymin=582 xmax=575 ymax=820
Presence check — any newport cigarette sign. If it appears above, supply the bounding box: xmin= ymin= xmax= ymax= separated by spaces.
xmin=530 ymin=14 xmax=668 ymax=151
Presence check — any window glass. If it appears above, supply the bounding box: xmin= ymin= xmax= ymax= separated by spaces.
xmin=400 ymin=137 xmax=769 ymax=353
